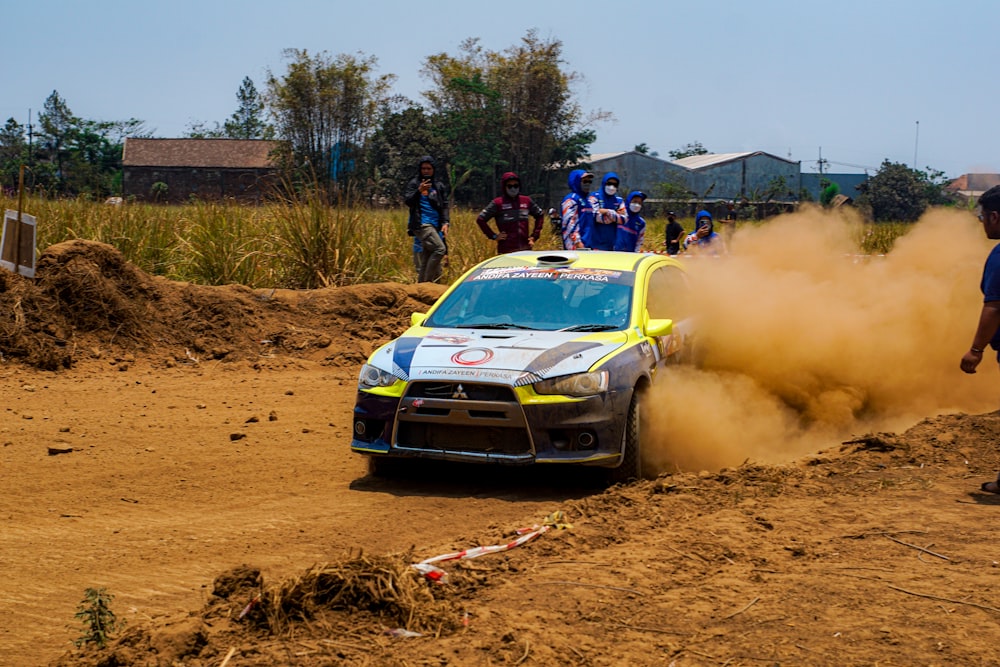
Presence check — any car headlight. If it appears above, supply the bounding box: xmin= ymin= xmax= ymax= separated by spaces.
xmin=358 ymin=363 xmax=397 ymax=389
xmin=534 ymin=370 xmax=609 ymax=397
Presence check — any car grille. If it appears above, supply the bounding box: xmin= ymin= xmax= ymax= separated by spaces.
xmin=395 ymin=381 xmax=531 ymax=456
xmin=405 ymin=382 xmax=516 ymax=402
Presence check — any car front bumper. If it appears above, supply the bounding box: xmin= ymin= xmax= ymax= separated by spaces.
xmin=351 ymin=380 xmax=628 ymax=467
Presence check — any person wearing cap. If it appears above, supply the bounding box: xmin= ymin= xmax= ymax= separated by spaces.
xmin=560 ymin=169 xmax=595 ymax=250
xmin=615 ymin=191 xmax=647 ymax=252
xmin=684 ymin=209 xmax=724 ymax=255
xmin=403 ymin=155 xmax=449 ymax=282
xmin=664 ymin=211 xmax=685 ymax=255
xmin=589 ymin=172 xmax=626 ymax=251
xmin=476 ymin=171 xmax=545 ymax=254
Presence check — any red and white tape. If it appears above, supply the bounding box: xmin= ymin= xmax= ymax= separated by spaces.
xmin=412 ymin=511 xmax=570 ymax=583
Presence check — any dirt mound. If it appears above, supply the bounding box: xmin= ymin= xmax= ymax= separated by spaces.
xmin=0 ymin=239 xmax=444 ymax=370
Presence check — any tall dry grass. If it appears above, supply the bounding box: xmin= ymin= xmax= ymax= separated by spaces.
xmin=0 ymin=193 xmax=911 ymax=289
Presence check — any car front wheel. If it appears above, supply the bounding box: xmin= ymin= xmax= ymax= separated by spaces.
xmin=606 ymin=391 xmax=642 ymax=485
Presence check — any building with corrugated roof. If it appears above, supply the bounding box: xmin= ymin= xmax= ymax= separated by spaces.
xmin=546 ymin=150 xmax=689 ymax=206
xmin=673 ymin=151 xmax=801 ymax=201
xmin=552 ymin=149 xmax=810 ymax=204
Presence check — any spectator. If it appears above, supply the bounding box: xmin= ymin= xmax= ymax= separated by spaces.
xmin=684 ymin=210 xmax=724 ymax=255
xmin=719 ymin=199 xmax=738 ymax=246
xmin=590 ymin=172 xmax=626 ymax=250
xmin=560 ymin=169 xmax=594 ymax=250
xmin=961 ymin=184 xmax=1000 ymax=494
xmin=403 ymin=156 xmax=449 ymax=283
xmin=546 ymin=207 xmax=561 ymax=238
xmin=664 ymin=211 xmax=685 ymax=255
xmin=476 ymin=172 xmax=545 ymax=253
xmin=615 ymin=191 xmax=647 ymax=252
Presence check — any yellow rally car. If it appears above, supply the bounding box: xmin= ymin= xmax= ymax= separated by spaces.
xmin=351 ymin=250 xmax=694 ymax=483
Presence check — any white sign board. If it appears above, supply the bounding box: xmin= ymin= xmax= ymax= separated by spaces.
xmin=0 ymin=209 xmax=37 ymax=278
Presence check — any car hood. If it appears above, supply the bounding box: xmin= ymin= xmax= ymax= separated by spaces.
xmin=369 ymin=328 xmax=628 ymax=386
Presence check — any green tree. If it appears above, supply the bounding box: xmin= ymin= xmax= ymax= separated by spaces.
xmin=855 ymin=160 xmax=952 ymax=222
xmin=653 ymin=174 xmax=693 ymax=213
xmin=820 ymin=181 xmax=840 ymax=207
xmin=633 ymin=142 xmax=659 ymax=157
xmin=420 ymin=31 xmax=604 ymax=203
xmin=224 ymin=76 xmax=272 ymax=139
xmin=0 ymin=118 xmax=27 ymax=189
xmin=37 ymin=90 xmax=76 ymax=188
xmin=668 ymin=141 xmax=709 ymax=160
xmin=266 ymin=49 xmax=394 ymax=194
xmin=366 ymin=101 xmax=451 ymax=201
xmin=185 ymin=120 xmax=226 ymax=138
xmin=35 ymin=91 xmax=146 ymax=196
xmin=421 ymin=42 xmax=504 ymax=201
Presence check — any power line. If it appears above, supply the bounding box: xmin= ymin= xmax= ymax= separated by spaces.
xmin=802 ymin=159 xmax=877 ymax=173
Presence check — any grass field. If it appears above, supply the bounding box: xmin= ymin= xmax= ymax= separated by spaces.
xmin=0 ymin=194 xmax=908 ymax=289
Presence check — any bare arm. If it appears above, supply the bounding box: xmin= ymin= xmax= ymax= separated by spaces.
xmin=961 ymin=301 xmax=1000 ymax=373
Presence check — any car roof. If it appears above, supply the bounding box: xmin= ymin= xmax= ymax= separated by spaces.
xmin=470 ymin=250 xmax=680 ymax=274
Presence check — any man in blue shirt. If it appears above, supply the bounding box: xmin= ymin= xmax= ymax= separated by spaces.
xmin=960 ymin=184 xmax=1000 ymax=492
xmin=404 ymin=156 xmax=449 ymax=283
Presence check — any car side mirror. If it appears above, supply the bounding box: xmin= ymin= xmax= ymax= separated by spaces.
xmin=645 ymin=318 xmax=673 ymax=337
xmin=410 ymin=312 xmax=427 ymax=327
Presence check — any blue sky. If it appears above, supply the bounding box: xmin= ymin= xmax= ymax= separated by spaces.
xmin=4 ymin=0 xmax=996 ymax=177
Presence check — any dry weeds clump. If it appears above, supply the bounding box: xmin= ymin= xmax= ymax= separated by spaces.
xmin=0 ymin=239 xmax=157 ymax=369
xmin=35 ymin=239 xmax=157 ymax=340
xmin=248 ymin=552 xmax=464 ymax=636
xmin=54 ymin=552 xmax=468 ymax=667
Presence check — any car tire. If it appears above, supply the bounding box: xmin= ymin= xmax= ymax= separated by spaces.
xmin=606 ymin=391 xmax=643 ymax=485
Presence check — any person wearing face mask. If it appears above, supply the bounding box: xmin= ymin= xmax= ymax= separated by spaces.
xmin=684 ymin=209 xmax=724 ymax=255
xmin=560 ymin=169 xmax=595 ymax=250
xmin=615 ymin=191 xmax=647 ymax=252
xmin=589 ymin=172 xmax=626 ymax=250
xmin=476 ymin=171 xmax=545 ymax=254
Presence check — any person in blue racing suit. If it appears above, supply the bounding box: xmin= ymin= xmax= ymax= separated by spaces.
xmin=560 ymin=169 xmax=595 ymax=250
xmin=590 ymin=172 xmax=626 ymax=250
xmin=615 ymin=190 xmax=647 ymax=252
xmin=684 ymin=209 xmax=725 ymax=255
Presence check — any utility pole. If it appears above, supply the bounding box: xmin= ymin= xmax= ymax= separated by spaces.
xmin=27 ymin=109 xmax=33 ymax=165
xmin=817 ymin=147 xmax=828 ymax=177
xmin=913 ymin=120 xmax=919 ymax=168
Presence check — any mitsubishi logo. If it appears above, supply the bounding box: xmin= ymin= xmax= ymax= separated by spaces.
xmin=451 ymin=384 xmax=469 ymax=400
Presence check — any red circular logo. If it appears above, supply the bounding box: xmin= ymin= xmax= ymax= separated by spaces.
xmin=451 ymin=348 xmax=494 ymax=366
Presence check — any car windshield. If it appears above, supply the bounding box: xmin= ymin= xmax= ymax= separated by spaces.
xmin=424 ymin=266 xmax=635 ymax=331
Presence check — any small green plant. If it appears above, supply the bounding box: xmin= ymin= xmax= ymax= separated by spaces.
xmin=150 ymin=181 xmax=168 ymax=202
xmin=73 ymin=587 xmax=124 ymax=648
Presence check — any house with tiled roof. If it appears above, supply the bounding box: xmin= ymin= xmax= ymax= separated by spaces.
xmin=946 ymin=173 xmax=1000 ymax=205
xmin=122 ymin=138 xmax=283 ymax=202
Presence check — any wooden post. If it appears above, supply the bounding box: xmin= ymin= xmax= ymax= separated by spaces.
xmin=15 ymin=164 xmax=25 ymax=274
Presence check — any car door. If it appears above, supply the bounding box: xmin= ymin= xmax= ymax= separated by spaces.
xmin=644 ymin=263 xmax=693 ymax=363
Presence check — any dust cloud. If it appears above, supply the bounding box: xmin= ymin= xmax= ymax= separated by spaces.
xmin=644 ymin=205 xmax=1000 ymax=473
